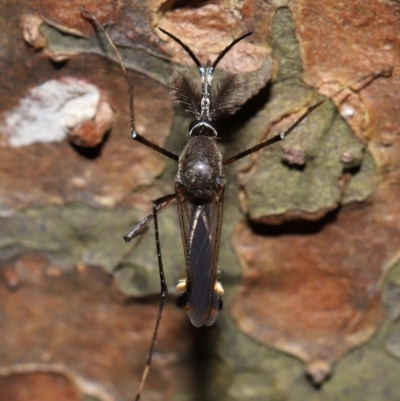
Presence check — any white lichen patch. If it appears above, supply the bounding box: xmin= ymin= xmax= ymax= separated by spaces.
xmin=342 ymin=106 xmax=355 ymax=118
xmin=1 ymin=77 xmax=100 ymax=147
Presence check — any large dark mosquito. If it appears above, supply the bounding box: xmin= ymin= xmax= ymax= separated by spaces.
xmin=82 ymin=9 xmax=390 ymax=401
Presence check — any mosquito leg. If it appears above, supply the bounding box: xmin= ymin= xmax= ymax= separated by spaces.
xmin=223 ymin=68 xmax=391 ymax=166
xmin=123 ymin=195 xmax=176 ymax=242
xmin=81 ymin=9 xmax=179 ymax=162
xmin=134 ymin=193 xmax=176 ymax=401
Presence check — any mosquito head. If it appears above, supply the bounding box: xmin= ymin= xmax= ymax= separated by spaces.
xmin=190 ymin=59 xmax=217 ymax=136
xmin=160 ymin=28 xmax=252 ymax=136
xmin=188 ymin=119 xmax=218 ymax=137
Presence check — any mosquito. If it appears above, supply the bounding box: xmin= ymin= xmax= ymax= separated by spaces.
xmin=82 ymin=9 xmax=390 ymax=400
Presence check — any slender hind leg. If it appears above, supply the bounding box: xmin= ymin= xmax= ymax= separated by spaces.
xmin=134 ymin=193 xmax=176 ymax=401
xmin=123 ymin=196 xmax=176 ymax=242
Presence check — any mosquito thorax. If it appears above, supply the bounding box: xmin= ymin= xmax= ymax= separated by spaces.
xmin=176 ymin=135 xmax=225 ymax=203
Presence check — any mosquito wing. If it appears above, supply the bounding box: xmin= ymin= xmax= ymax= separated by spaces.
xmin=177 ymin=194 xmax=224 ymax=327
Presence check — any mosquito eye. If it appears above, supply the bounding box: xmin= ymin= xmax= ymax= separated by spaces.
xmin=189 ymin=120 xmax=217 ymax=137
xmin=188 ymin=120 xmax=199 ymax=133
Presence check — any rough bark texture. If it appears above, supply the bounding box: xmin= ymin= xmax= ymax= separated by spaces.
xmin=1 ymin=0 xmax=400 ymax=400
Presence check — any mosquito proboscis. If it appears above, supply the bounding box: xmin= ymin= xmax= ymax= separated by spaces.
xmin=82 ymin=9 xmax=390 ymax=400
